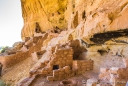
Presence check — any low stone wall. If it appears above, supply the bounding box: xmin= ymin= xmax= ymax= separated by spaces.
xmin=47 ymin=66 xmax=72 ymax=81
xmin=17 ymin=42 xmax=94 ymax=85
xmin=0 ymin=51 xmax=29 ymax=68
xmin=72 ymin=60 xmax=94 ymax=74
xmin=0 ymin=33 xmax=48 ymax=68
xmin=47 ymin=60 xmax=94 ymax=81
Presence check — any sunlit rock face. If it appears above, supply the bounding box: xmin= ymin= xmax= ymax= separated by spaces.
xmin=21 ymin=0 xmax=128 ymax=43
xmin=21 ymin=0 xmax=71 ymax=40
xmin=2 ymin=1 xmax=128 ymax=85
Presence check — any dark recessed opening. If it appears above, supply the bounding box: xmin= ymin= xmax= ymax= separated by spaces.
xmin=82 ymin=10 xmax=86 ymax=19
xmin=97 ymin=50 xmax=107 ymax=56
xmin=35 ymin=22 xmax=42 ymax=33
xmin=90 ymin=29 xmax=128 ymax=44
xmin=54 ymin=26 xmax=60 ymax=33
xmin=53 ymin=65 xmax=59 ymax=70
xmin=62 ymin=80 xmax=72 ymax=84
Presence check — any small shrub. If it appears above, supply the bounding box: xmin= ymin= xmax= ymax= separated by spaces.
xmin=0 ymin=80 xmax=11 ymax=86
xmin=0 ymin=80 xmax=6 ymax=86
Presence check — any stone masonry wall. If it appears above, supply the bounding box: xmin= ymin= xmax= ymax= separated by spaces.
xmin=72 ymin=60 xmax=94 ymax=75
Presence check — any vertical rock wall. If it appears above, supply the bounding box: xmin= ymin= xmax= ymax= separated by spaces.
xmin=21 ymin=0 xmax=73 ymax=40
xmin=21 ymin=0 xmax=128 ymax=43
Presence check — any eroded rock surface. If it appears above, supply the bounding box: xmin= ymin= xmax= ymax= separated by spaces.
xmin=21 ymin=0 xmax=128 ymax=44
xmin=1 ymin=0 xmax=128 ymax=86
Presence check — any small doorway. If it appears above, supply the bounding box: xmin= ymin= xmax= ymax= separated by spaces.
xmin=53 ymin=65 xmax=59 ymax=70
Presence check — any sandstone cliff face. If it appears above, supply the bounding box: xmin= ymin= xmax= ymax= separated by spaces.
xmin=2 ymin=0 xmax=128 ymax=85
xmin=21 ymin=0 xmax=128 ymax=44
xmin=21 ymin=0 xmax=71 ymax=39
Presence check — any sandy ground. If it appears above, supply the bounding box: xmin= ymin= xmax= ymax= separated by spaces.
xmin=1 ymin=58 xmax=99 ymax=86
xmin=28 ymin=71 xmax=99 ymax=86
xmin=1 ymin=57 xmax=34 ymax=86
xmin=0 ymin=53 xmax=122 ymax=86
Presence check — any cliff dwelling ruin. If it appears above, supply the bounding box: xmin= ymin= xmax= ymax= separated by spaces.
xmin=0 ymin=0 xmax=128 ymax=86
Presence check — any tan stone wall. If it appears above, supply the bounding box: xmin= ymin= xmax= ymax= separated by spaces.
xmin=51 ymin=48 xmax=73 ymax=68
xmin=72 ymin=60 xmax=93 ymax=74
xmin=47 ymin=66 xmax=72 ymax=81
xmin=0 ymin=51 xmax=29 ymax=68
xmin=47 ymin=60 xmax=94 ymax=81
xmin=0 ymin=33 xmax=48 ymax=68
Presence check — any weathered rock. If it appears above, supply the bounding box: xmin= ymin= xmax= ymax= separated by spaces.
xmin=3 ymin=0 xmax=128 ymax=86
xmin=13 ymin=41 xmax=24 ymax=50
xmin=21 ymin=0 xmax=128 ymax=44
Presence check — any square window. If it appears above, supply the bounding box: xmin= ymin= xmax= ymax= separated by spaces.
xmin=53 ymin=65 xmax=59 ymax=70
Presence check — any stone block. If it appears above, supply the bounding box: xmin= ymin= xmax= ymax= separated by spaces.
xmin=53 ymin=70 xmax=59 ymax=76
xmin=56 ymin=49 xmax=63 ymax=53
xmin=72 ymin=65 xmax=78 ymax=70
xmin=64 ymin=51 xmax=68 ymax=55
xmin=47 ymin=68 xmax=52 ymax=73
xmin=62 ymin=61 xmax=66 ymax=66
xmin=31 ymin=52 xmax=38 ymax=62
xmin=81 ymin=65 xmax=86 ymax=69
xmin=42 ymin=70 xmax=48 ymax=76
xmin=65 ymin=70 xmax=71 ymax=74
xmin=56 ymin=54 xmax=61 ymax=58
xmin=48 ymin=62 xmax=53 ymax=66
xmin=59 ymin=58 xmax=62 ymax=61
xmin=58 ymin=71 xmax=63 ymax=75
xmin=69 ymin=50 xmax=73 ymax=54
xmin=55 ymin=61 xmax=60 ymax=64
xmin=67 ymin=54 xmax=73 ymax=57
xmin=86 ymin=67 xmax=91 ymax=71
xmin=53 ymin=76 xmax=59 ymax=81
xmin=60 ymin=74 xmax=66 ymax=79
xmin=67 ymin=61 xmax=72 ymax=66
xmin=59 ymin=68 xmax=64 ymax=72
xmin=63 ymin=66 xmax=70 ymax=70
xmin=63 ymin=57 xmax=67 ymax=60
xmin=87 ymin=65 xmax=91 ymax=68
xmin=82 ymin=62 xmax=87 ymax=66
xmin=47 ymin=76 xmax=54 ymax=81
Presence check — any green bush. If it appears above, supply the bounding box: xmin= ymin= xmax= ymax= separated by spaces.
xmin=0 ymin=80 xmax=6 ymax=86
xmin=0 ymin=80 xmax=11 ymax=86
xmin=0 ymin=46 xmax=9 ymax=53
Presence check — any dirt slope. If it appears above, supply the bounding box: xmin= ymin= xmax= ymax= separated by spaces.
xmin=2 ymin=57 xmax=34 ymax=85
